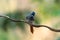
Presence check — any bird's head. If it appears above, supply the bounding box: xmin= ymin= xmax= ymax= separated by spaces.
xmin=31 ymin=12 xmax=35 ymax=16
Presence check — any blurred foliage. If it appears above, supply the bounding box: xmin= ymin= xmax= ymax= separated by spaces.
xmin=0 ymin=30 xmax=8 ymax=40
xmin=34 ymin=16 xmax=41 ymax=24
xmin=55 ymin=0 xmax=60 ymax=4
xmin=52 ymin=22 xmax=60 ymax=29
xmin=0 ymin=10 xmax=25 ymax=31
xmin=55 ymin=37 xmax=60 ymax=40
xmin=32 ymin=0 xmax=43 ymax=3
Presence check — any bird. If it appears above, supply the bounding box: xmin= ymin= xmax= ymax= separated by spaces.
xmin=26 ymin=11 xmax=35 ymax=33
xmin=26 ymin=11 xmax=35 ymax=23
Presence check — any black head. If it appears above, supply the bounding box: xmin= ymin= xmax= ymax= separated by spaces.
xmin=31 ymin=12 xmax=35 ymax=16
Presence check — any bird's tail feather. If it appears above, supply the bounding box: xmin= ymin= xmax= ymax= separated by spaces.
xmin=30 ymin=26 xmax=34 ymax=34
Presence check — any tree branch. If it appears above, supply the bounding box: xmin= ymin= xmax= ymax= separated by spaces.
xmin=0 ymin=15 xmax=60 ymax=32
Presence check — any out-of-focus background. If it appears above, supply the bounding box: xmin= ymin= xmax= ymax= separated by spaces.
xmin=0 ymin=0 xmax=60 ymax=40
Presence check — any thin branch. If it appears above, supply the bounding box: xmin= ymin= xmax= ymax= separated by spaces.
xmin=0 ymin=15 xmax=60 ymax=32
xmin=31 ymin=24 xmax=60 ymax=32
xmin=0 ymin=15 xmax=25 ymax=22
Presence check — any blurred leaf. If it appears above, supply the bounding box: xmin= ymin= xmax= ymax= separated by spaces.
xmin=55 ymin=0 xmax=60 ymax=4
xmin=34 ymin=16 xmax=41 ymax=24
xmin=53 ymin=22 xmax=60 ymax=29
xmin=0 ymin=31 xmax=8 ymax=40
xmin=0 ymin=10 xmax=26 ymax=32
xmin=55 ymin=37 xmax=60 ymax=40
xmin=32 ymin=0 xmax=43 ymax=3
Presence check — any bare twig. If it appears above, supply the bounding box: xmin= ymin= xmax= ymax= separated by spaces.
xmin=0 ymin=15 xmax=60 ymax=32
xmin=0 ymin=15 xmax=25 ymax=22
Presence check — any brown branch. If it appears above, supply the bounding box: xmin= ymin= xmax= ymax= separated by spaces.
xmin=0 ymin=15 xmax=60 ymax=32
xmin=31 ymin=24 xmax=60 ymax=32
xmin=0 ymin=15 xmax=25 ymax=22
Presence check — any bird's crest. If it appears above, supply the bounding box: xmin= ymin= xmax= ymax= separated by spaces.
xmin=31 ymin=12 xmax=35 ymax=16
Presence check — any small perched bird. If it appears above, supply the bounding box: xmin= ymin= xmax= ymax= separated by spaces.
xmin=26 ymin=11 xmax=35 ymax=23
xmin=26 ymin=11 xmax=35 ymax=33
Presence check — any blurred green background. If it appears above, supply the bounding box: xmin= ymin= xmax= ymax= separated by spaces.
xmin=0 ymin=0 xmax=60 ymax=40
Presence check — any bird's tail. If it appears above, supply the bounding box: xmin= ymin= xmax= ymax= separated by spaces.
xmin=30 ymin=26 xmax=34 ymax=34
